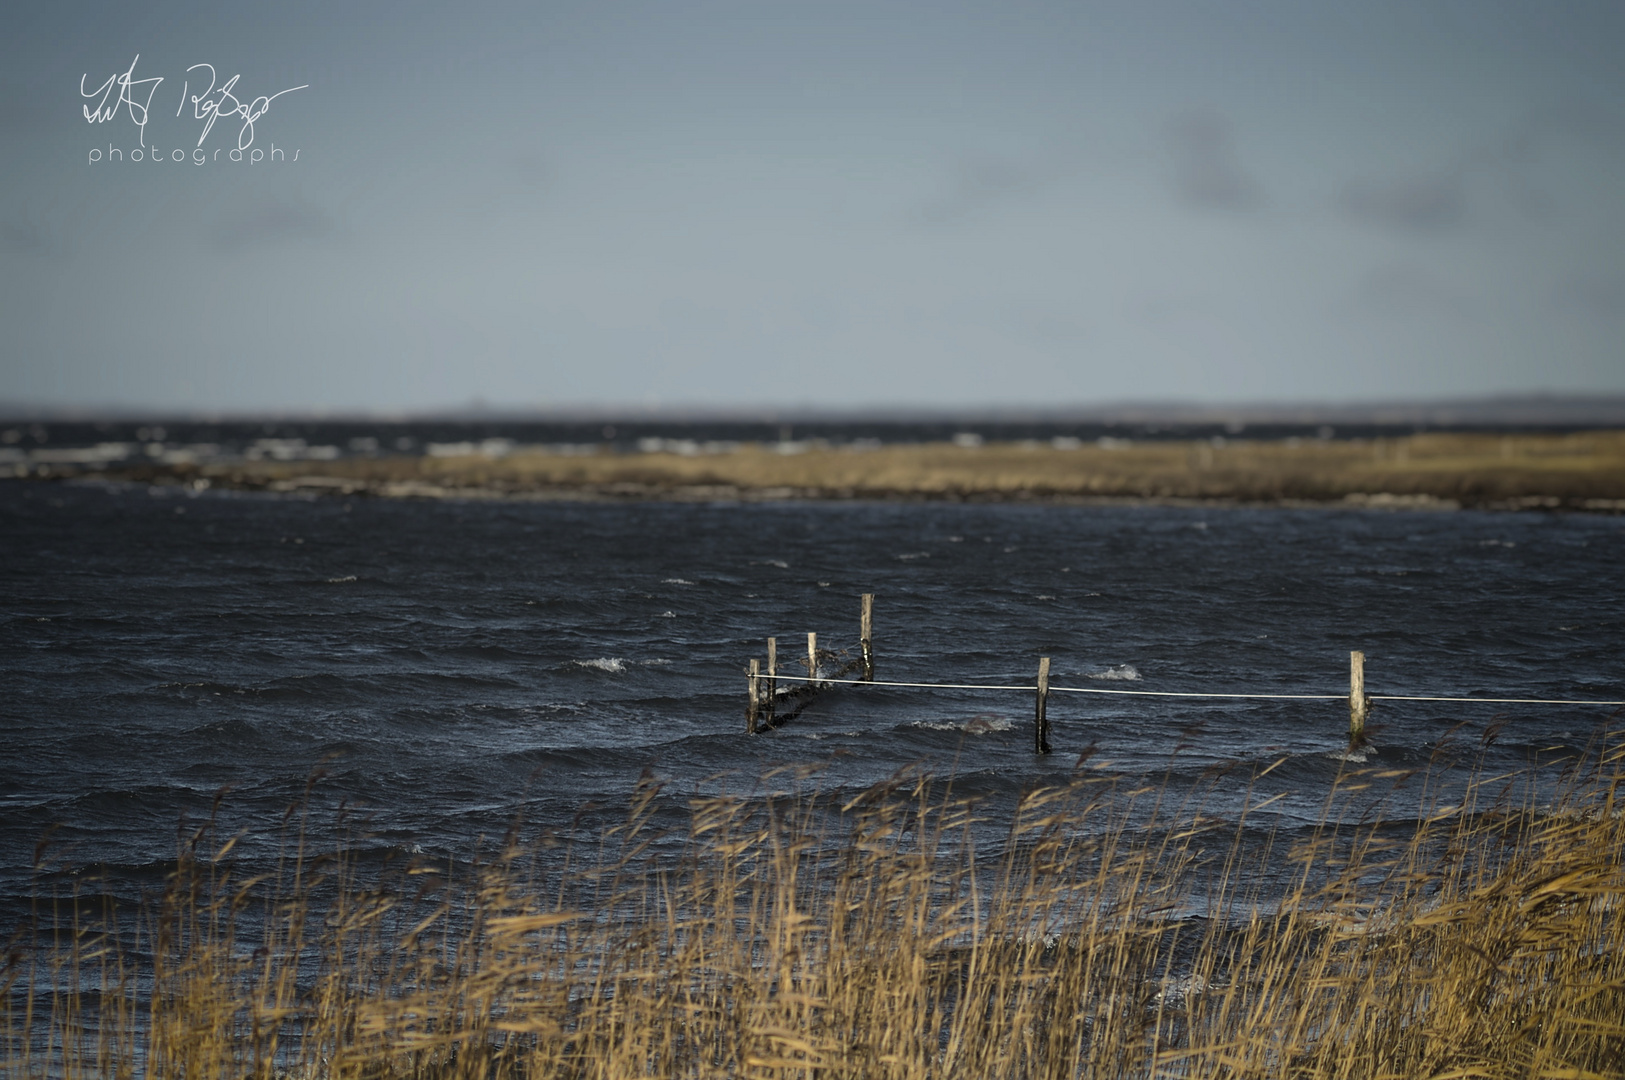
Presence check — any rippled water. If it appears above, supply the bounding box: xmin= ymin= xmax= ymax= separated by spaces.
xmin=3 ymin=480 xmax=1623 ymax=921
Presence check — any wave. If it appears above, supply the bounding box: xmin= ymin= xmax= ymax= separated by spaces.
xmin=575 ymin=658 xmax=628 ymax=673
xmin=909 ymin=714 xmax=1014 ymax=734
xmin=1089 ymin=664 xmax=1142 ymax=681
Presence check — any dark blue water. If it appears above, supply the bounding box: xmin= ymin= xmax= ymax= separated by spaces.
xmin=3 ymin=480 xmax=1623 ymax=924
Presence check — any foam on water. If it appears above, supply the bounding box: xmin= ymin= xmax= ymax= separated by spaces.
xmin=909 ymin=715 xmax=1015 ymax=733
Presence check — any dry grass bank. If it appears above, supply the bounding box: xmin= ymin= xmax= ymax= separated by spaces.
xmin=7 ymin=742 xmax=1625 ymax=1079
xmin=91 ymin=431 xmax=1625 ymax=508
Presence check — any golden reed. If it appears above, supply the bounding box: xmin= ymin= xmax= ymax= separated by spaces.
xmin=6 ymin=732 xmax=1624 ymax=1079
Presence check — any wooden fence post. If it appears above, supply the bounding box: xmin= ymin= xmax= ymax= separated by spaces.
xmin=860 ymin=594 xmax=874 ymax=681
xmin=1035 ymin=656 xmax=1052 ymax=754
xmin=807 ymin=632 xmax=818 ymax=688
xmin=748 ymin=658 xmax=760 ymax=734
xmin=766 ymin=637 xmax=777 ymax=726
xmin=1350 ymin=650 xmax=1369 ymax=742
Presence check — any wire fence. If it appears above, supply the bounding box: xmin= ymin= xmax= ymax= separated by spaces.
xmin=742 ymin=595 xmax=1625 ymax=745
xmin=752 ymin=674 xmax=1625 ymax=708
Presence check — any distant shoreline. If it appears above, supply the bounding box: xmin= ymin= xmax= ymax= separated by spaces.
xmin=17 ymin=431 xmax=1625 ymax=513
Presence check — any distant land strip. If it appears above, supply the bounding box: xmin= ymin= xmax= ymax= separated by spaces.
xmin=19 ymin=432 xmax=1625 ymax=512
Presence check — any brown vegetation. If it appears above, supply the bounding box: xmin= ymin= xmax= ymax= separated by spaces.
xmin=85 ymin=432 xmax=1625 ymax=509
xmin=7 ymin=740 xmax=1625 ymax=1079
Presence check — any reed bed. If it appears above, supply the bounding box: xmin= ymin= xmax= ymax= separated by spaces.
xmin=6 ymin=737 xmax=1624 ymax=1080
xmin=76 ymin=430 xmax=1625 ymax=507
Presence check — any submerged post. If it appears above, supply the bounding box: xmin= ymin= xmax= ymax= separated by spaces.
xmin=748 ymin=658 xmax=761 ymax=735
xmin=807 ymin=632 xmax=818 ymax=688
xmin=860 ymin=593 xmax=874 ymax=681
xmin=1035 ymin=656 xmax=1052 ymax=754
xmin=1349 ymin=650 xmax=1369 ymax=743
xmin=766 ymin=637 xmax=777 ymax=726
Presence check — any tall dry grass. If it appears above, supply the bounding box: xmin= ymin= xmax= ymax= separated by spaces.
xmin=5 ymin=738 xmax=1624 ymax=1079
xmin=76 ymin=429 xmax=1625 ymax=506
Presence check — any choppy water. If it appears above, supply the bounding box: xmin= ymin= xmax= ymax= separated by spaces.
xmin=3 ymin=479 xmax=1623 ymax=923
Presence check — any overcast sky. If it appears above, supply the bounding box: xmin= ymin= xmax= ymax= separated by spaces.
xmin=2 ymin=1 xmax=1622 ymax=413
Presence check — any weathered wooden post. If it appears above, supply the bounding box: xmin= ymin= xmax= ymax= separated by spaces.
xmin=807 ymin=632 xmax=818 ymax=688
xmin=1349 ymin=650 xmax=1369 ymax=743
xmin=860 ymin=594 xmax=874 ymax=681
xmin=1035 ymin=656 xmax=1052 ymax=754
xmin=748 ymin=658 xmax=761 ymax=735
xmin=765 ymin=637 xmax=777 ymax=725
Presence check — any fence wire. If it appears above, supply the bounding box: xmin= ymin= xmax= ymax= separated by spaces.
xmin=745 ymin=673 xmax=1625 ymax=708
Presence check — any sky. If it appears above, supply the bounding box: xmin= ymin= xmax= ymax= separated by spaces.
xmin=2 ymin=1 xmax=1622 ymax=413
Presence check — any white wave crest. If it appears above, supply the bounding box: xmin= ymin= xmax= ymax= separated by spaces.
xmin=1089 ymin=664 xmax=1141 ymax=681
xmin=326 ymin=575 xmax=357 ymax=583
xmin=911 ymin=715 xmax=1013 ymax=734
xmin=575 ymin=658 xmax=627 ymax=673
xmin=662 ymin=578 xmax=694 ymax=585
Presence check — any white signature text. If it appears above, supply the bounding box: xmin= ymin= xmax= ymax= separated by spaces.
xmin=80 ymin=56 xmax=307 ymax=151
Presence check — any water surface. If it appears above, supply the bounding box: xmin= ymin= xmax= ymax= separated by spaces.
xmin=3 ymin=481 xmax=1621 ymax=921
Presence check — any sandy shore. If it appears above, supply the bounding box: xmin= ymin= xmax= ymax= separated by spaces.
xmin=42 ymin=431 xmax=1625 ymax=511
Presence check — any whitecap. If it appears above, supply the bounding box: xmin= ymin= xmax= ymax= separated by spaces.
xmin=910 ymin=715 xmax=1012 ymax=734
xmin=326 ymin=575 xmax=357 ymax=583
xmin=1088 ymin=664 xmax=1141 ymax=681
xmin=657 ymin=610 xmax=676 ymax=618
xmin=897 ymin=552 xmax=930 ymax=561
xmin=575 ymin=658 xmax=627 ymax=673
xmin=662 ymin=578 xmax=694 ymax=585
xmin=1152 ymin=974 xmax=1210 ymax=1007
